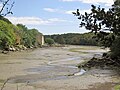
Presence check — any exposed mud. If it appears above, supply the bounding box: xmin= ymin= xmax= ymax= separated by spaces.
xmin=0 ymin=45 xmax=119 ymax=90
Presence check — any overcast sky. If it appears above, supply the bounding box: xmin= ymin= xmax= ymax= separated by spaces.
xmin=6 ymin=0 xmax=114 ymax=35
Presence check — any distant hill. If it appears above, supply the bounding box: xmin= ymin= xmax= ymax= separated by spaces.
xmin=45 ymin=33 xmax=98 ymax=46
xmin=0 ymin=16 xmax=44 ymax=50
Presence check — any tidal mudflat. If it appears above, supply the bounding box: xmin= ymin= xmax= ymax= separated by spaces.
xmin=0 ymin=45 xmax=119 ymax=90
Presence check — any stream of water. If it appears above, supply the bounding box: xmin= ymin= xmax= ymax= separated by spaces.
xmin=1 ymin=46 xmax=116 ymax=90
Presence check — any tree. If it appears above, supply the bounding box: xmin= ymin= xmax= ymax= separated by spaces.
xmin=44 ymin=33 xmax=97 ymax=46
xmin=17 ymin=24 xmax=30 ymax=47
xmin=17 ymin=24 xmax=43 ymax=48
xmin=0 ymin=0 xmax=14 ymax=16
xmin=73 ymin=0 xmax=120 ymax=58
xmin=0 ymin=20 xmax=16 ymax=49
xmin=0 ymin=17 xmax=43 ymax=50
xmin=45 ymin=38 xmax=54 ymax=46
xmin=56 ymin=35 xmax=65 ymax=44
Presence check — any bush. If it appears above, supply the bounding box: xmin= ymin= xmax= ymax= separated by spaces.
xmin=110 ymin=36 xmax=120 ymax=58
xmin=45 ymin=38 xmax=54 ymax=46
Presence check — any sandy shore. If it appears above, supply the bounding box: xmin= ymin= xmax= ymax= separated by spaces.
xmin=0 ymin=45 xmax=119 ymax=90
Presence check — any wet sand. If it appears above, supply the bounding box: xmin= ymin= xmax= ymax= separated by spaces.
xmin=0 ymin=45 xmax=119 ymax=90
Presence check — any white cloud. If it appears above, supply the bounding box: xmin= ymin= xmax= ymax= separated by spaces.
xmin=43 ymin=7 xmax=88 ymax=16
xmin=43 ymin=8 xmax=57 ymax=12
xmin=61 ymin=0 xmax=114 ymax=6
xmin=6 ymin=17 xmax=50 ymax=25
xmin=0 ymin=3 xmax=3 ymax=10
xmin=48 ymin=18 xmax=67 ymax=22
xmin=65 ymin=10 xmax=75 ymax=14
xmin=6 ymin=16 xmax=69 ymax=25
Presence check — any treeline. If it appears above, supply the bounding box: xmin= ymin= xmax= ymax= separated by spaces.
xmin=45 ymin=33 xmax=98 ymax=46
xmin=0 ymin=16 xmax=43 ymax=51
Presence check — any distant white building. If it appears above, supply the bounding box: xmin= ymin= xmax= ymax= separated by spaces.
xmin=41 ymin=35 xmax=44 ymax=45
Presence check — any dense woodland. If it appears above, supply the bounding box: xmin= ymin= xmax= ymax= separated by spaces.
xmin=45 ymin=33 xmax=98 ymax=46
xmin=0 ymin=16 xmax=43 ymax=51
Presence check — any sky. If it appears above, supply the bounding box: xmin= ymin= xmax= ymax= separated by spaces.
xmin=4 ymin=0 xmax=114 ymax=35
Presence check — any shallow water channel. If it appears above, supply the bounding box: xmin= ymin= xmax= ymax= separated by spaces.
xmin=7 ymin=46 xmax=104 ymax=83
xmin=0 ymin=46 xmax=118 ymax=90
xmin=8 ymin=56 xmax=86 ymax=83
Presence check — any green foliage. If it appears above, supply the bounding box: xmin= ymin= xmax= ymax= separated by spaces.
xmin=17 ymin=24 xmax=42 ymax=47
xmin=114 ymin=85 xmax=120 ymax=90
xmin=113 ymin=0 xmax=120 ymax=14
xmin=56 ymin=35 xmax=65 ymax=44
xmin=73 ymin=0 xmax=120 ymax=57
xmin=0 ymin=17 xmax=43 ymax=50
xmin=17 ymin=24 xmax=30 ymax=47
xmin=110 ymin=36 xmax=120 ymax=58
xmin=0 ymin=16 xmax=12 ymax=24
xmin=28 ymin=29 xmax=40 ymax=46
xmin=45 ymin=33 xmax=97 ymax=46
xmin=0 ymin=20 xmax=16 ymax=49
xmin=45 ymin=38 xmax=55 ymax=45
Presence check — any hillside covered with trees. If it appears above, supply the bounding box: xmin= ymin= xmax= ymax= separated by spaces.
xmin=45 ymin=33 xmax=98 ymax=46
xmin=0 ymin=16 xmax=43 ymax=51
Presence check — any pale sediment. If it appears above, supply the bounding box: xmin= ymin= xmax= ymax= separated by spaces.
xmin=0 ymin=45 xmax=119 ymax=90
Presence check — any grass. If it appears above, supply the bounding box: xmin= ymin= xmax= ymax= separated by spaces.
xmin=114 ymin=85 xmax=120 ymax=90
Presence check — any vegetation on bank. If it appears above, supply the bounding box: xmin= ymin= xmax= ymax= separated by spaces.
xmin=114 ymin=85 xmax=120 ymax=90
xmin=0 ymin=16 xmax=43 ymax=51
xmin=45 ymin=38 xmax=55 ymax=46
xmin=73 ymin=0 xmax=120 ymax=90
xmin=73 ymin=0 xmax=120 ymax=59
xmin=72 ymin=0 xmax=120 ymax=68
xmin=45 ymin=33 xmax=98 ymax=46
xmin=45 ymin=0 xmax=120 ymax=87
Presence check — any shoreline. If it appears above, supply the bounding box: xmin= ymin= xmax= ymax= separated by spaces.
xmin=0 ymin=45 xmax=119 ymax=90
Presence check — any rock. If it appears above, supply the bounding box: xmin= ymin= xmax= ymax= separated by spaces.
xmin=2 ymin=50 xmax=9 ymax=54
xmin=9 ymin=46 xmax=16 ymax=51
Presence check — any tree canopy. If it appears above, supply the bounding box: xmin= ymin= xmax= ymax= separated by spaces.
xmin=0 ymin=17 xmax=43 ymax=50
xmin=45 ymin=33 xmax=97 ymax=46
xmin=73 ymin=0 xmax=120 ymax=58
xmin=0 ymin=20 xmax=16 ymax=48
xmin=45 ymin=38 xmax=55 ymax=46
xmin=0 ymin=1 xmax=44 ymax=50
